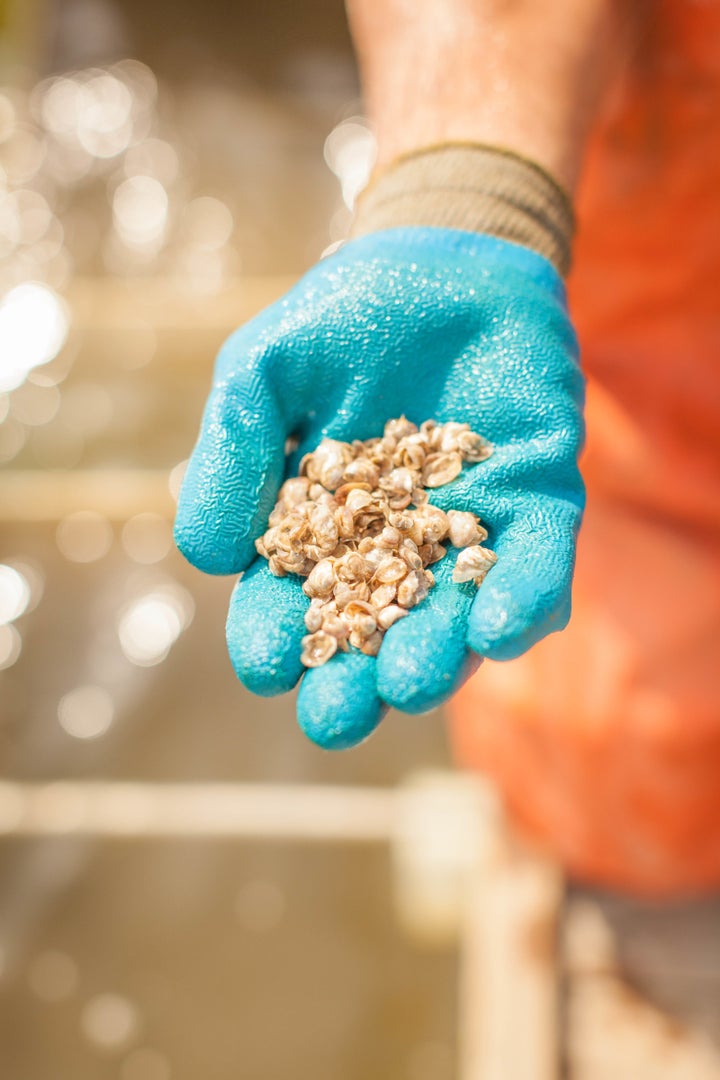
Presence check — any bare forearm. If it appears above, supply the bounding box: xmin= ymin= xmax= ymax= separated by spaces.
xmin=346 ymin=0 xmax=640 ymax=192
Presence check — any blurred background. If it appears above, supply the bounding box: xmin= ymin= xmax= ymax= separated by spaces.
xmin=2 ymin=2 xmax=720 ymax=1079
xmin=0 ymin=2 xmax=465 ymax=1078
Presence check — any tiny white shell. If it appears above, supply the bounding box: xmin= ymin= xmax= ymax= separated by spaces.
xmin=452 ymin=545 xmax=498 ymax=584
xmin=301 ymin=630 xmax=338 ymax=667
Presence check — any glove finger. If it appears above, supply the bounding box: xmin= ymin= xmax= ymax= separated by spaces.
xmin=466 ymin=500 xmax=580 ymax=661
xmin=226 ymin=560 xmax=306 ymax=696
xmin=175 ymin=373 xmax=286 ymax=575
xmin=376 ymin=549 xmax=482 ymax=714
xmin=297 ymin=651 xmax=386 ymax=751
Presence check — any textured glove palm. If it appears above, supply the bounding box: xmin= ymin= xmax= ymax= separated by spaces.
xmin=175 ymin=227 xmax=584 ymax=748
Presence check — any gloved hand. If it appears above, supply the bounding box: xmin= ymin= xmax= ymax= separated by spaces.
xmin=175 ymin=148 xmax=585 ymax=750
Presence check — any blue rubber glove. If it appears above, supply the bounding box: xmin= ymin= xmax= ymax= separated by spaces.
xmin=175 ymin=227 xmax=584 ymax=749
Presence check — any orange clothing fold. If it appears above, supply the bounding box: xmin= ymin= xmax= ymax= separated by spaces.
xmin=450 ymin=0 xmax=720 ymax=895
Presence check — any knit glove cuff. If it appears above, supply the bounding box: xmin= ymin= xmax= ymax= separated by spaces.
xmin=351 ymin=143 xmax=575 ymax=276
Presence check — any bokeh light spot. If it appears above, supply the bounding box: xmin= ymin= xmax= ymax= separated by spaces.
xmin=58 ymin=685 xmax=115 ymax=740
xmin=122 ymin=513 xmax=172 ymax=564
xmin=81 ymin=993 xmax=140 ymax=1052
xmin=0 ymin=283 xmax=70 ymax=392
xmin=168 ymin=459 xmax=187 ymax=502
xmin=0 ymin=565 xmax=31 ymax=624
xmin=10 ymin=376 xmax=60 ymax=426
xmin=117 ymin=585 xmax=194 ymax=666
xmin=180 ymin=196 xmax=233 ymax=250
xmin=113 ymin=176 xmax=168 ymax=247
xmin=0 ymin=93 xmax=16 ymax=143
xmin=56 ymin=511 xmax=114 ymax=563
xmin=323 ymin=118 xmax=376 ymax=209
xmin=0 ymin=624 xmax=22 ymax=670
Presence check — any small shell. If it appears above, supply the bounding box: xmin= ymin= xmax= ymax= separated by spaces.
xmin=370 ymin=583 xmax=396 ymax=609
xmin=348 ymin=627 xmax=382 ymax=654
xmin=308 ymin=508 xmax=338 ymax=558
xmin=415 ymin=504 xmax=450 ymax=543
xmin=334 ymin=506 xmax=356 ymax=539
xmin=380 ymin=467 xmax=416 ymax=496
xmin=457 ymin=430 xmax=492 ymax=463
xmin=428 ymin=425 xmax=445 ymax=451
xmin=395 ymin=444 xmax=425 ymax=472
xmin=322 ymin=613 xmax=350 ymax=647
xmin=344 ymin=599 xmax=376 ymax=622
xmin=413 ymin=521 xmax=427 ymax=546
xmin=387 ymin=491 xmax=413 ymax=511
xmin=428 ymin=542 xmax=448 ymax=565
xmin=422 ymin=451 xmax=463 ymax=488
xmin=373 ymin=556 xmax=409 ymax=584
xmin=376 ymin=525 xmax=402 ymax=549
xmin=400 ymin=547 xmax=423 ymax=571
xmin=308 ymin=482 xmax=330 ymax=501
xmin=452 ymin=545 xmax=498 ymax=584
xmin=268 ymin=555 xmax=286 ymax=577
xmin=260 ymin=526 xmax=281 ymax=553
xmin=349 ymin=612 xmax=377 ymax=640
xmin=437 ymin=421 xmax=470 ymax=453
xmin=447 ymin=510 xmax=488 ymax=548
xmin=345 ymin=488 xmax=374 ymax=514
xmin=278 ymin=476 xmax=311 ymax=508
xmin=335 ymin=552 xmax=370 ymax=583
xmin=334 ymin=481 xmax=372 ymax=504
xmin=354 ymin=512 xmax=385 ymax=535
xmin=301 ymin=630 xmax=338 ymax=668
xmin=397 ymin=569 xmax=429 ymax=608
xmin=358 ymin=630 xmax=383 ymax=656
xmin=363 ymin=546 xmax=390 ymax=571
xmin=334 ymin=580 xmax=370 ymax=608
xmin=274 ymin=550 xmax=310 ymax=575
xmin=388 ymin=511 xmax=414 ymax=533
xmin=341 ymin=459 xmax=380 ymax=487
xmin=417 ymin=542 xmax=446 ymax=566
xmin=303 ymin=559 xmax=336 ymax=599
xmin=384 ymin=415 xmax=418 ymax=440
xmin=313 ymin=490 xmax=337 ymax=509
xmin=376 ymin=604 xmax=409 ymax=631
xmin=283 ymin=514 xmax=313 ymax=543
xmin=304 ymin=604 xmax=324 ymax=633
xmin=307 ymin=438 xmax=354 ymax=489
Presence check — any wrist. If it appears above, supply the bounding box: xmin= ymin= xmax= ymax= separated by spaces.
xmin=351 ymin=143 xmax=575 ymax=277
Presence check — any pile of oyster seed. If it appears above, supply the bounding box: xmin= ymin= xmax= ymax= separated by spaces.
xmin=255 ymin=417 xmax=498 ymax=667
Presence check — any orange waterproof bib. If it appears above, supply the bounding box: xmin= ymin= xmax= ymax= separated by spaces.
xmin=450 ymin=1 xmax=720 ymax=895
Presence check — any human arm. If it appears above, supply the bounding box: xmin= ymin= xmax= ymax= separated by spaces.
xmin=175 ymin=1 xmax=639 ymax=748
xmin=347 ymin=0 xmax=637 ymax=192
